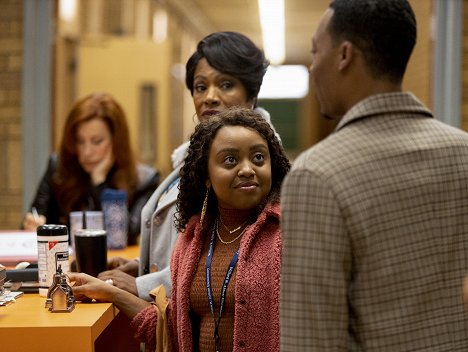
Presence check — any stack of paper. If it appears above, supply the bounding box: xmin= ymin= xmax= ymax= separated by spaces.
xmin=0 ymin=231 xmax=37 ymax=265
xmin=0 ymin=291 xmax=23 ymax=306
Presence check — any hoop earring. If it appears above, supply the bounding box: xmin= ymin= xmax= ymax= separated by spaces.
xmin=200 ymin=186 xmax=210 ymax=225
xmin=192 ymin=112 xmax=198 ymax=124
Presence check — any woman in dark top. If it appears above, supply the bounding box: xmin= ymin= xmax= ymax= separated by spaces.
xmin=22 ymin=93 xmax=159 ymax=244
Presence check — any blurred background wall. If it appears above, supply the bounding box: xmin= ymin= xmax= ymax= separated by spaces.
xmin=0 ymin=0 xmax=465 ymax=229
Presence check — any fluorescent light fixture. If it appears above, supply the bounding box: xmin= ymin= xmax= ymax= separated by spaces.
xmin=59 ymin=0 xmax=77 ymax=23
xmin=259 ymin=65 xmax=309 ymax=99
xmin=153 ymin=9 xmax=168 ymax=43
xmin=258 ymin=0 xmax=285 ymax=65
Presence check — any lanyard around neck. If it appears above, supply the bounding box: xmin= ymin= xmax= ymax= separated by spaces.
xmin=205 ymin=219 xmax=240 ymax=352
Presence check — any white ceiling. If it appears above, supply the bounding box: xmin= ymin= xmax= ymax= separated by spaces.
xmin=178 ymin=0 xmax=331 ymax=66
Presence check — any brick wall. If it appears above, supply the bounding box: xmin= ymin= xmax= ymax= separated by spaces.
xmin=0 ymin=0 xmax=23 ymax=229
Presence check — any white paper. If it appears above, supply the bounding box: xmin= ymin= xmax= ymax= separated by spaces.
xmin=0 ymin=231 xmax=37 ymax=265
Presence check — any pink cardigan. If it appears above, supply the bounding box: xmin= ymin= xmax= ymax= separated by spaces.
xmin=131 ymin=202 xmax=282 ymax=351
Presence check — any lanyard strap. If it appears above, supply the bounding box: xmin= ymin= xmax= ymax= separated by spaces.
xmin=205 ymin=219 xmax=240 ymax=352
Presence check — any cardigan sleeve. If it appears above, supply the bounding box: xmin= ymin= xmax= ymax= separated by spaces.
xmin=130 ymin=304 xmax=158 ymax=351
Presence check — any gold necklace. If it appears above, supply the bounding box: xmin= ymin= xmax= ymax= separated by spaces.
xmin=219 ymin=216 xmax=248 ymax=234
xmin=216 ymin=219 xmax=248 ymax=244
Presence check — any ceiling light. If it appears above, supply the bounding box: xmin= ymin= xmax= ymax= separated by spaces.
xmin=258 ymin=0 xmax=285 ymax=65
xmin=259 ymin=65 xmax=309 ymax=99
xmin=59 ymin=0 xmax=77 ymax=23
xmin=153 ymin=9 xmax=168 ymax=43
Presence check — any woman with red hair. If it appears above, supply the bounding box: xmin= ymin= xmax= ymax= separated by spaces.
xmin=22 ymin=93 xmax=159 ymax=245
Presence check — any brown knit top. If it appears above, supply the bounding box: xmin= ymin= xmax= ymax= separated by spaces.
xmin=190 ymin=207 xmax=254 ymax=352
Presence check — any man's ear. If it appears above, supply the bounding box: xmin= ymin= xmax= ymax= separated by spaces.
xmin=338 ymin=41 xmax=354 ymax=70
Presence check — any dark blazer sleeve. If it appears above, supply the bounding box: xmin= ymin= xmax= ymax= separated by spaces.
xmin=127 ymin=164 xmax=160 ymax=244
xmin=29 ymin=154 xmax=61 ymax=225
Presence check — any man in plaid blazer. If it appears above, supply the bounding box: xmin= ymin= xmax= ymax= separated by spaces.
xmin=280 ymin=0 xmax=468 ymax=350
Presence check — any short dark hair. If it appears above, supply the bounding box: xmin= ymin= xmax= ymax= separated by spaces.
xmin=329 ymin=0 xmax=416 ymax=82
xmin=185 ymin=31 xmax=269 ymax=104
xmin=175 ymin=107 xmax=290 ymax=232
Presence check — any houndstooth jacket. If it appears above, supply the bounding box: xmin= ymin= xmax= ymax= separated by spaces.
xmin=280 ymin=92 xmax=468 ymax=351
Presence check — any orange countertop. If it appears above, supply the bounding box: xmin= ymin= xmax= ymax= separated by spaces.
xmin=108 ymin=244 xmax=140 ymax=259
xmin=0 ymin=245 xmax=141 ymax=351
xmin=0 ymin=294 xmax=117 ymax=351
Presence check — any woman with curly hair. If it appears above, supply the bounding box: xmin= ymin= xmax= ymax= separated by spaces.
xmin=100 ymin=31 xmax=280 ymax=300
xmin=22 ymin=92 xmax=160 ymax=245
xmin=69 ymin=107 xmax=290 ymax=351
